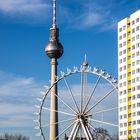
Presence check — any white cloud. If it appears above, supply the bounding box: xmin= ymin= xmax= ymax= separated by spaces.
xmin=0 ymin=0 xmax=51 ymax=23
xmin=0 ymin=70 xmax=45 ymax=128
xmin=0 ymin=0 xmax=119 ymax=30
xmin=65 ymin=2 xmax=108 ymax=30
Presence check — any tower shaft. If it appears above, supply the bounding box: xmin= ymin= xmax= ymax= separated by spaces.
xmin=50 ymin=58 xmax=58 ymax=140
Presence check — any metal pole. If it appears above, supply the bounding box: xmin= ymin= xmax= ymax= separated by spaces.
xmin=50 ymin=58 xmax=58 ymax=140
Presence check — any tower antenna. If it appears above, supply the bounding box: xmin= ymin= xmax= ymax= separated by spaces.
xmin=53 ymin=0 xmax=57 ymax=28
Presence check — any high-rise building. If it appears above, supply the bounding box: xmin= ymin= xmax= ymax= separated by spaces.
xmin=118 ymin=10 xmax=140 ymax=140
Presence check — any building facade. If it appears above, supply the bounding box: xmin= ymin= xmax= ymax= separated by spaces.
xmin=118 ymin=10 xmax=140 ymax=140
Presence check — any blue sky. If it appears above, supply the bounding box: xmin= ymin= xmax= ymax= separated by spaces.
xmin=0 ymin=0 xmax=140 ymax=139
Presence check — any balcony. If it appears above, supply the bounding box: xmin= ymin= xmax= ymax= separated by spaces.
xmin=127 ymin=18 xmax=130 ymax=24
xmin=128 ymin=125 xmax=132 ymax=130
xmin=128 ymin=59 xmax=131 ymax=65
xmin=128 ymin=117 xmax=132 ymax=122
xmin=128 ymin=68 xmax=131 ymax=73
xmin=128 ymin=109 xmax=132 ymax=114
xmin=127 ymin=52 xmax=131 ymax=57
xmin=128 ymin=134 xmax=132 ymax=139
xmin=128 ymin=101 xmax=132 ymax=106
xmin=128 ymin=92 xmax=131 ymax=97
xmin=127 ymin=43 xmax=131 ymax=48
xmin=128 ymin=76 xmax=131 ymax=81
xmin=127 ymin=35 xmax=131 ymax=40
xmin=127 ymin=27 xmax=131 ymax=33
xmin=128 ymin=84 xmax=131 ymax=89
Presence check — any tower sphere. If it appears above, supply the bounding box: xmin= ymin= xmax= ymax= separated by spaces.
xmin=45 ymin=28 xmax=63 ymax=59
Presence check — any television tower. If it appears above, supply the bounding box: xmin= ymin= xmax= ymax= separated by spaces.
xmin=45 ymin=0 xmax=63 ymax=139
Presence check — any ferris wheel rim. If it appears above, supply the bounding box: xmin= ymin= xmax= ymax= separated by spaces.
xmin=35 ymin=65 xmax=118 ymax=140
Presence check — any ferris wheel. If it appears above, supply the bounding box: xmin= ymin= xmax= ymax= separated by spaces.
xmin=34 ymin=61 xmax=118 ymax=140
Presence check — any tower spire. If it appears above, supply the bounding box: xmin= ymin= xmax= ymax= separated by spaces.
xmin=52 ymin=0 xmax=56 ymax=28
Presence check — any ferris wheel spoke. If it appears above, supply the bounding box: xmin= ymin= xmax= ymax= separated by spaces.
xmin=42 ymin=107 xmax=76 ymax=116
xmin=83 ymin=76 xmax=101 ymax=113
xmin=85 ymin=87 xmax=116 ymax=114
xmin=63 ymin=77 xmax=80 ymax=112
xmin=41 ymin=117 xmax=76 ymax=128
xmin=52 ymin=91 xmax=77 ymax=114
xmin=89 ymin=118 xmax=118 ymax=127
xmin=86 ymin=107 xmax=118 ymax=116
xmin=87 ymin=122 xmax=108 ymax=139
xmin=54 ymin=120 xmax=76 ymax=140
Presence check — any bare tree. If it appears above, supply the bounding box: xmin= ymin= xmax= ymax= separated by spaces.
xmin=0 ymin=134 xmax=29 ymax=140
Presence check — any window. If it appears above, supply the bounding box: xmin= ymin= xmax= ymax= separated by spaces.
xmin=123 ymin=33 xmax=126 ymax=38
xmin=119 ymin=43 xmax=122 ymax=48
xmin=123 ymin=25 xmax=126 ymax=30
xmin=124 ymin=106 xmax=127 ymax=110
xmin=137 ymin=103 xmax=140 ymax=107
xmin=124 ymin=131 xmax=127 ymax=135
xmin=133 ymin=121 xmax=136 ymax=125
xmin=132 ymin=45 xmax=135 ymax=50
xmin=124 ymin=122 xmax=127 ymax=126
xmin=119 ymin=59 xmax=122 ymax=64
xmin=132 ymin=28 xmax=135 ymax=33
xmin=137 ymin=120 xmax=140 ymax=124
xmin=123 ymin=90 xmax=126 ymax=94
xmin=123 ymin=41 xmax=126 ymax=46
xmin=133 ymin=95 xmax=136 ymax=100
xmin=119 ymin=51 xmax=122 ymax=56
xmin=136 ymin=43 xmax=140 ymax=48
xmin=132 ymin=37 xmax=135 ymax=42
xmin=123 ymin=81 xmax=126 ymax=86
xmin=136 ymin=68 xmax=140 ymax=73
xmin=132 ymin=70 xmax=135 ymax=74
xmin=132 ymin=78 xmax=135 ymax=83
xmin=137 ymin=111 xmax=140 ymax=115
xmin=133 ymin=112 xmax=136 ymax=116
xmin=132 ymin=87 xmax=136 ymax=92
xmin=123 ymin=74 xmax=126 ymax=78
xmin=123 ymin=66 xmax=126 ymax=70
xmin=120 ymin=115 xmax=123 ymax=119
xmin=137 ymin=85 xmax=140 ymax=90
xmin=123 ymin=57 xmax=126 ymax=62
xmin=136 ymin=60 xmax=140 ymax=65
xmin=119 ymin=28 xmax=122 ymax=32
xmin=132 ymin=20 xmax=135 ymax=25
xmin=136 ymin=51 xmax=140 ymax=56
xmin=133 ymin=129 xmax=136 ymax=134
xmin=120 ymin=131 xmax=123 ymax=135
xmin=132 ymin=62 xmax=135 ymax=66
xmin=124 ymin=114 xmax=127 ymax=118
xmin=136 ymin=34 xmax=139 ymax=39
xmin=123 ymin=49 xmax=126 ymax=54
xmin=119 ymin=35 xmax=122 ymax=40
xmin=137 ymin=77 xmax=140 ymax=82
xmin=132 ymin=53 xmax=135 ymax=58
xmin=136 ymin=26 xmax=139 ymax=31
xmin=136 ymin=18 xmax=139 ymax=23
xmin=133 ymin=104 xmax=136 ymax=108
xmin=119 ymin=75 xmax=122 ymax=80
